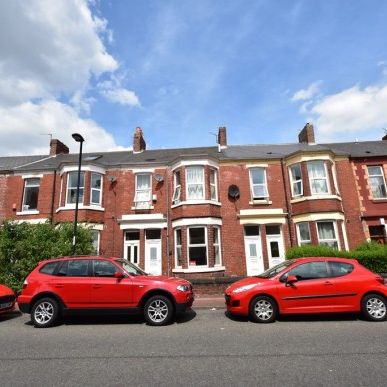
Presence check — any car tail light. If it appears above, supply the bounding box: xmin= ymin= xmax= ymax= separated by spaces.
xmin=22 ymin=279 xmax=28 ymax=289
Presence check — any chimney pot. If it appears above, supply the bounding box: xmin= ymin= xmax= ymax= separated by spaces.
xmin=298 ymin=123 xmax=315 ymax=144
xmin=218 ymin=126 xmax=227 ymax=150
xmin=133 ymin=127 xmax=146 ymax=153
xmin=50 ymin=139 xmax=69 ymax=155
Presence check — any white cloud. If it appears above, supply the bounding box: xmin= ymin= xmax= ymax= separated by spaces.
xmin=291 ymin=81 xmax=322 ymax=101
xmin=98 ymin=79 xmax=140 ymax=107
xmin=0 ymin=100 xmax=129 ymax=156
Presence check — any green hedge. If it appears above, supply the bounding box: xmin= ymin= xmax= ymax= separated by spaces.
xmin=286 ymin=242 xmax=387 ymax=273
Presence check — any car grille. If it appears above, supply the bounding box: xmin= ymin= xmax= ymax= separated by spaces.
xmin=0 ymin=295 xmax=15 ymax=304
xmin=225 ymin=294 xmax=231 ymax=305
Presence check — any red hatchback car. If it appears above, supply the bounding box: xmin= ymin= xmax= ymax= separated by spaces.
xmin=18 ymin=256 xmax=194 ymax=327
xmin=0 ymin=284 xmax=16 ymax=315
xmin=225 ymin=257 xmax=387 ymax=323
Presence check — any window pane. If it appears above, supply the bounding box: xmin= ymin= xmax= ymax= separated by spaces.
xmin=249 ymin=244 xmax=257 ymax=257
xmin=368 ymin=166 xmax=382 ymax=176
xmin=175 ymin=229 xmax=182 ymax=245
xmin=288 ymin=262 xmax=329 ymax=280
xmin=317 ymin=222 xmax=335 ymax=239
xmin=245 ymin=226 xmax=259 ymax=236
xmin=125 ymin=231 xmax=140 ymax=240
xmin=93 ymin=261 xmax=117 ymax=277
xmin=91 ymin=190 xmax=100 ymax=204
xmin=146 ymin=229 xmax=161 ymax=239
xmin=266 ymin=225 xmax=280 ymax=235
xmin=189 ymin=228 xmax=205 ymax=244
xmin=298 ymin=223 xmax=310 ymax=241
xmin=253 ymin=185 xmax=267 ymax=198
xmin=307 ymin=161 xmax=325 ymax=178
xmin=137 ymin=174 xmax=150 ymax=189
xmin=90 ymin=230 xmax=99 ymax=254
xmin=250 ymin=168 xmax=264 ymax=184
xmin=270 ymin=241 xmax=280 ymax=258
xmin=189 ymin=247 xmax=207 ymax=265
xmin=291 ymin=164 xmax=301 ymax=181
xmin=23 ymin=185 xmax=39 ymax=209
xmin=39 ymin=262 xmax=58 ymax=275
xmin=311 ymin=179 xmax=328 ymax=194
xmin=328 ymin=261 xmax=354 ymax=277
xmin=67 ymin=260 xmax=89 ymax=277
xmin=91 ymin=173 xmax=101 ymax=189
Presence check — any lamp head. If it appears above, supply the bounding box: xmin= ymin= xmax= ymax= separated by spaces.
xmin=72 ymin=133 xmax=84 ymax=143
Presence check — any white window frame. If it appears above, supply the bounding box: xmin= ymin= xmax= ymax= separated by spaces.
xmin=66 ymin=171 xmax=85 ymax=205
xmin=22 ymin=178 xmax=40 ymax=211
xmin=90 ymin=172 xmax=103 ymax=206
xmin=173 ymin=170 xmax=181 ymax=205
xmin=307 ymin=161 xmax=330 ymax=195
xmin=213 ymin=226 xmax=222 ymax=266
xmin=174 ymin=228 xmax=182 ymax=268
xmin=134 ymin=173 xmax=152 ymax=209
xmin=186 ymin=166 xmax=205 ymax=200
xmin=210 ymin=168 xmax=218 ymax=201
xmin=187 ymin=226 xmax=208 ymax=267
xmin=91 ymin=230 xmax=100 ymax=255
xmin=289 ymin=163 xmax=303 ymax=197
xmin=296 ymin=222 xmax=311 ymax=246
xmin=367 ymin=165 xmax=387 ymax=199
xmin=317 ymin=221 xmax=340 ymax=249
xmin=249 ymin=167 xmax=269 ymax=200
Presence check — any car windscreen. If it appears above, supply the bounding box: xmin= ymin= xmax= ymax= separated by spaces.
xmin=256 ymin=260 xmax=295 ymax=278
xmin=115 ymin=259 xmax=148 ymax=276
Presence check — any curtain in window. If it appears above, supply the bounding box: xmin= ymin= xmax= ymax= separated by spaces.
xmin=187 ymin=167 xmax=204 ymax=199
xmin=317 ymin=222 xmax=335 ymax=239
xmin=307 ymin=161 xmax=328 ymax=194
xmin=135 ymin=175 xmax=151 ymax=206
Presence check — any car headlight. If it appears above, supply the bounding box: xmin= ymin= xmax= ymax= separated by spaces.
xmin=232 ymin=284 xmax=256 ymax=293
xmin=177 ymin=284 xmax=190 ymax=292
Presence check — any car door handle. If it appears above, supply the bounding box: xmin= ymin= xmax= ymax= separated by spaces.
xmin=92 ymin=285 xmax=102 ymax=289
xmin=324 ymin=281 xmax=333 ymax=286
xmin=54 ymin=284 xmax=64 ymax=288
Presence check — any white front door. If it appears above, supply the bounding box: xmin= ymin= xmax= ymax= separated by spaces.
xmin=244 ymin=225 xmax=264 ymax=276
xmin=124 ymin=242 xmax=139 ymax=266
xmin=266 ymin=225 xmax=285 ymax=267
xmin=145 ymin=240 xmax=162 ymax=275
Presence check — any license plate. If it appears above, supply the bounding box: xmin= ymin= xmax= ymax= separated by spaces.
xmin=0 ymin=302 xmax=12 ymax=309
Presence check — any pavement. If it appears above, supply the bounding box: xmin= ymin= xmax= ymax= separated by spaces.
xmin=194 ymin=295 xmax=225 ymax=309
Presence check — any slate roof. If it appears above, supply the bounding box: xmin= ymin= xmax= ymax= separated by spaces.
xmin=1 ymin=140 xmax=386 ymax=173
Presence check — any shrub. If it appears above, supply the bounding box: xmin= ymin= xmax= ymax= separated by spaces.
xmin=286 ymin=243 xmax=387 ymax=273
xmin=0 ymin=221 xmax=94 ymax=292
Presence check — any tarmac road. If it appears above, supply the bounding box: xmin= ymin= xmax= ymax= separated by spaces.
xmin=0 ymin=309 xmax=386 ymax=386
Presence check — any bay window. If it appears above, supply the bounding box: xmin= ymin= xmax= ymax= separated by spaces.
xmin=210 ymin=169 xmax=218 ymax=201
xmin=186 ymin=166 xmax=204 ymax=200
xmin=66 ymin=171 xmax=85 ymax=204
xmin=175 ymin=228 xmax=182 ymax=267
xmin=249 ymin=167 xmax=268 ymax=200
xmin=367 ymin=166 xmax=387 ymax=198
xmin=22 ymin=178 xmax=40 ymax=211
xmin=134 ymin=174 xmax=151 ymax=209
xmin=213 ymin=226 xmax=222 ymax=266
xmin=90 ymin=173 xmax=102 ymax=206
xmin=307 ymin=161 xmax=329 ymax=195
xmin=290 ymin=164 xmax=303 ymax=197
xmin=317 ymin=221 xmax=339 ymax=249
xmin=188 ymin=227 xmax=207 ymax=266
xmin=173 ymin=170 xmax=181 ymax=204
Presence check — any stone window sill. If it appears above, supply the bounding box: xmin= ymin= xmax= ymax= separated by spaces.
xmin=172 ymin=266 xmax=225 ymax=274
xmin=16 ymin=210 xmax=40 ymax=215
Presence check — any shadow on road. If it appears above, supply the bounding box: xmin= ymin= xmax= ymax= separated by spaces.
xmin=0 ymin=311 xmax=21 ymax=323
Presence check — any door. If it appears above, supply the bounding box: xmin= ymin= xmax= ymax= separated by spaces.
xmin=244 ymin=225 xmax=264 ymax=276
xmin=124 ymin=231 xmax=140 ymax=266
xmin=145 ymin=229 xmax=162 ymax=275
xmin=266 ymin=225 xmax=285 ymax=268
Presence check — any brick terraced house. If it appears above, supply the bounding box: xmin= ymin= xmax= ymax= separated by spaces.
xmin=1 ymin=124 xmax=386 ymax=291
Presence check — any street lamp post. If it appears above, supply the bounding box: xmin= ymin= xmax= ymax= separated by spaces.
xmin=72 ymin=133 xmax=85 ymax=255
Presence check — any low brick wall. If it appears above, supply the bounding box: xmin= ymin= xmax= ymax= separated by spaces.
xmin=191 ymin=276 xmax=243 ymax=296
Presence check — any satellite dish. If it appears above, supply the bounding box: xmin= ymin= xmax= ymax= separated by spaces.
xmin=154 ymin=174 xmax=164 ymax=183
xmin=108 ymin=176 xmax=117 ymax=183
xmin=228 ymin=185 xmax=240 ymax=199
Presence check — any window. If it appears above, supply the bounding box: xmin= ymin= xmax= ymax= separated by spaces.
xmin=146 ymin=229 xmax=161 ymax=239
xmin=297 ymin=223 xmax=311 ymax=246
xmin=66 ymin=172 xmax=85 ymax=204
xmin=173 ymin=170 xmax=181 ymax=204
xmin=57 ymin=260 xmax=90 ymax=277
xmin=328 ymin=261 xmax=354 ymax=277
xmin=210 ymin=169 xmax=218 ymax=201
xmin=213 ymin=226 xmax=221 ymax=266
xmin=39 ymin=262 xmax=59 ymax=275
xmin=188 ymin=227 xmax=207 ymax=266
xmin=91 ymin=230 xmax=100 ymax=255
xmin=175 ymin=229 xmax=182 ymax=267
xmin=244 ymin=225 xmax=260 ymax=236
xmin=186 ymin=166 xmax=204 ymax=200
xmin=283 ymin=261 xmax=329 ymax=281
xmin=135 ymin=174 xmax=151 ymax=209
xmin=317 ymin=221 xmax=339 ymax=249
xmin=369 ymin=225 xmax=385 ymax=243
xmin=22 ymin=178 xmax=40 ymax=211
xmin=367 ymin=166 xmax=387 ymax=198
xmin=93 ymin=260 xmax=117 ymax=277
xmin=307 ymin=161 xmax=328 ymax=194
xmin=90 ymin=173 xmax=102 ymax=205
xmin=289 ymin=164 xmax=303 ymax=197
xmin=249 ymin=168 xmax=268 ymax=200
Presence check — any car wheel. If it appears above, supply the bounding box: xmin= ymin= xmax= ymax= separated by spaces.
xmin=31 ymin=297 xmax=60 ymax=328
xmin=144 ymin=295 xmax=173 ymax=326
xmin=250 ymin=295 xmax=277 ymax=323
xmin=361 ymin=294 xmax=387 ymax=322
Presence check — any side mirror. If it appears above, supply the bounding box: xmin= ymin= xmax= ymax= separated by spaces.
xmin=286 ymin=275 xmax=298 ymax=286
xmin=114 ymin=271 xmax=124 ymax=279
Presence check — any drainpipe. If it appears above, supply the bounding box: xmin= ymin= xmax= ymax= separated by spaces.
xmin=50 ymin=170 xmax=57 ymax=224
xmin=280 ymin=159 xmax=294 ymax=247
xmin=166 ymin=169 xmax=171 ymax=276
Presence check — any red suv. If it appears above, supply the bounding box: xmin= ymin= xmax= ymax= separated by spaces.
xmin=18 ymin=256 xmax=194 ymax=327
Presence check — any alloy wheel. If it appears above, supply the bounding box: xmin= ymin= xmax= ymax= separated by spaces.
xmin=34 ymin=302 xmax=54 ymax=325
xmin=366 ymin=297 xmax=386 ymax=320
xmin=254 ymin=300 xmax=273 ymax=321
xmin=147 ymin=299 xmax=169 ymax=323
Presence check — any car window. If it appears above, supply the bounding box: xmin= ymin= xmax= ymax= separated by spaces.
xmin=39 ymin=261 xmax=59 ymax=275
xmin=328 ymin=261 xmax=354 ymax=277
xmin=282 ymin=261 xmax=329 ymax=281
xmin=115 ymin=259 xmax=147 ymax=276
xmin=57 ymin=260 xmax=90 ymax=277
xmin=93 ymin=260 xmax=118 ymax=277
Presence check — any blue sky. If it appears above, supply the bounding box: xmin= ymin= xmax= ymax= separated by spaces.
xmin=1 ymin=0 xmax=387 ymax=155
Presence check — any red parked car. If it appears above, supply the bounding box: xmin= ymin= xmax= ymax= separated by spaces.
xmin=225 ymin=257 xmax=387 ymax=323
xmin=18 ymin=256 xmax=194 ymax=327
xmin=0 ymin=284 xmax=16 ymax=315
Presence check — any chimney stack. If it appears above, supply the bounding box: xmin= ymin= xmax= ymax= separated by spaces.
xmin=218 ymin=126 xmax=227 ymax=150
xmin=50 ymin=139 xmax=69 ymax=156
xmin=298 ymin=123 xmax=315 ymax=144
xmin=133 ymin=127 xmax=146 ymax=153
xmin=382 ymin=134 xmax=387 ymax=141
